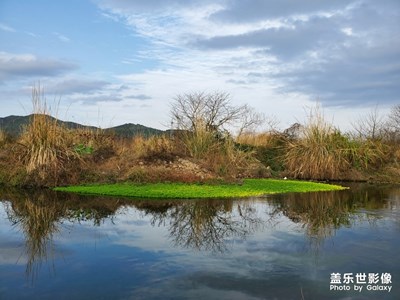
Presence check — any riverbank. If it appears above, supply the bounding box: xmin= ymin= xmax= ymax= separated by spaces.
xmin=1 ymin=98 xmax=399 ymax=188
xmin=54 ymin=179 xmax=346 ymax=199
xmin=1 ymin=127 xmax=399 ymax=188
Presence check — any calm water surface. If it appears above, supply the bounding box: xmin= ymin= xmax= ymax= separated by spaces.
xmin=0 ymin=184 xmax=399 ymax=299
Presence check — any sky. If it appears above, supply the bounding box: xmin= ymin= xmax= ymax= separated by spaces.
xmin=0 ymin=0 xmax=399 ymax=131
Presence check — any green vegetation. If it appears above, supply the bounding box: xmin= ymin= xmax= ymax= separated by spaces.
xmin=54 ymin=179 xmax=346 ymax=199
xmin=74 ymin=144 xmax=94 ymax=155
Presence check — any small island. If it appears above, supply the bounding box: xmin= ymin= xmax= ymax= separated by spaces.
xmin=54 ymin=179 xmax=346 ymax=199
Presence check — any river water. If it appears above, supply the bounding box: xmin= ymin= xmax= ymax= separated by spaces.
xmin=0 ymin=183 xmax=399 ymax=299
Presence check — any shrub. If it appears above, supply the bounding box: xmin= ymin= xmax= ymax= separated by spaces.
xmin=345 ymin=138 xmax=387 ymax=170
xmin=201 ymin=138 xmax=256 ymax=179
xmin=236 ymin=131 xmax=286 ymax=173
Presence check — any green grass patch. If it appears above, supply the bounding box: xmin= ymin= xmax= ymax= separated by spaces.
xmin=54 ymin=179 xmax=346 ymax=199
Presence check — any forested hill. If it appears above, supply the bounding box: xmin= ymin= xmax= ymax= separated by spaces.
xmin=0 ymin=114 xmax=165 ymax=138
xmin=104 ymin=123 xmax=164 ymax=137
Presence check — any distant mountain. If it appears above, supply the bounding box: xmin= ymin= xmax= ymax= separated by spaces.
xmin=0 ymin=115 xmax=31 ymax=136
xmin=104 ymin=123 xmax=164 ymax=138
xmin=0 ymin=115 xmax=98 ymax=136
xmin=0 ymin=114 xmax=165 ymax=138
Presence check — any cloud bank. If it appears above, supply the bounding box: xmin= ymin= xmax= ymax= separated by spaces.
xmin=98 ymin=0 xmax=400 ymax=109
xmin=1 ymin=0 xmax=398 ymax=130
xmin=0 ymin=52 xmax=77 ymax=82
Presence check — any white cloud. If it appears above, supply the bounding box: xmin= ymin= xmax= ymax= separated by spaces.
xmin=0 ymin=52 xmax=77 ymax=82
xmin=0 ymin=23 xmax=16 ymax=32
xmin=53 ymin=32 xmax=71 ymax=43
xmin=210 ymin=0 xmax=352 ymax=22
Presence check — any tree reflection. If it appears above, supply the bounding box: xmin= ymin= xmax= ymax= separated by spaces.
xmin=168 ymin=200 xmax=263 ymax=252
xmin=135 ymin=199 xmax=264 ymax=252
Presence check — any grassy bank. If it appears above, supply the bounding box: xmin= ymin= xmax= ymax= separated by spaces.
xmin=1 ymin=87 xmax=399 ymax=188
xmin=54 ymin=179 xmax=346 ymax=199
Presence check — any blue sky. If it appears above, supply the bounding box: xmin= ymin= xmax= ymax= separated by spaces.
xmin=0 ymin=0 xmax=399 ymax=130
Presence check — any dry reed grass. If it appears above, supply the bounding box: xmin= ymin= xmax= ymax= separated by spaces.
xmin=284 ymin=107 xmax=350 ymax=180
xmin=236 ymin=131 xmax=287 ymax=174
xmin=182 ymin=123 xmax=218 ymax=159
xmin=18 ymin=86 xmax=77 ymax=177
xmin=171 ymin=118 xmax=256 ymax=178
xmin=284 ymin=106 xmax=388 ymax=180
xmin=142 ymin=135 xmax=176 ymax=160
xmin=201 ymin=138 xmax=256 ymax=178
xmin=116 ymin=134 xmax=177 ymax=161
xmin=236 ymin=131 xmax=279 ymax=147
xmin=346 ymin=138 xmax=386 ymax=170
xmin=0 ymin=129 xmax=7 ymax=146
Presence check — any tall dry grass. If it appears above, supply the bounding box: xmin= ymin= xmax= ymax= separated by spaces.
xmin=284 ymin=107 xmax=351 ymax=180
xmin=346 ymin=138 xmax=386 ymax=170
xmin=236 ymin=131 xmax=279 ymax=147
xmin=116 ymin=134 xmax=176 ymax=161
xmin=284 ymin=107 xmax=387 ymax=180
xmin=71 ymin=126 xmax=118 ymax=162
xmin=18 ymin=86 xmax=76 ymax=177
xmin=0 ymin=128 xmax=7 ymax=146
xmin=171 ymin=118 xmax=255 ymax=178
xmin=236 ymin=130 xmax=287 ymax=173
xmin=202 ymin=138 xmax=255 ymax=178
xmin=181 ymin=120 xmax=218 ymax=159
xmin=142 ymin=135 xmax=176 ymax=160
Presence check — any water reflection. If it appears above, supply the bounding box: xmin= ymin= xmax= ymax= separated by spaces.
xmin=4 ymin=190 xmax=62 ymax=281
xmin=1 ymin=188 xmax=124 ymax=282
xmin=137 ymin=199 xmax=264 ymax=252
xmin=0 ymin=184 xmax=398 ymax=285
xmin=269 ymin=185 xmax=399 ymax=250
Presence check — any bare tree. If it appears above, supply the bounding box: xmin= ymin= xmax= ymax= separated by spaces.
xmin=385 ymin=104 xmax=400 ymax=142
xmin=352 ymin=106 xmax=386 ymax=140
xmin=236 ymin=106 xmax=266 ymax=137
xmin=388 ymin=104 xmax=400 ymax=131
xmin=170 ymin=91 xmax=259 ymax=134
